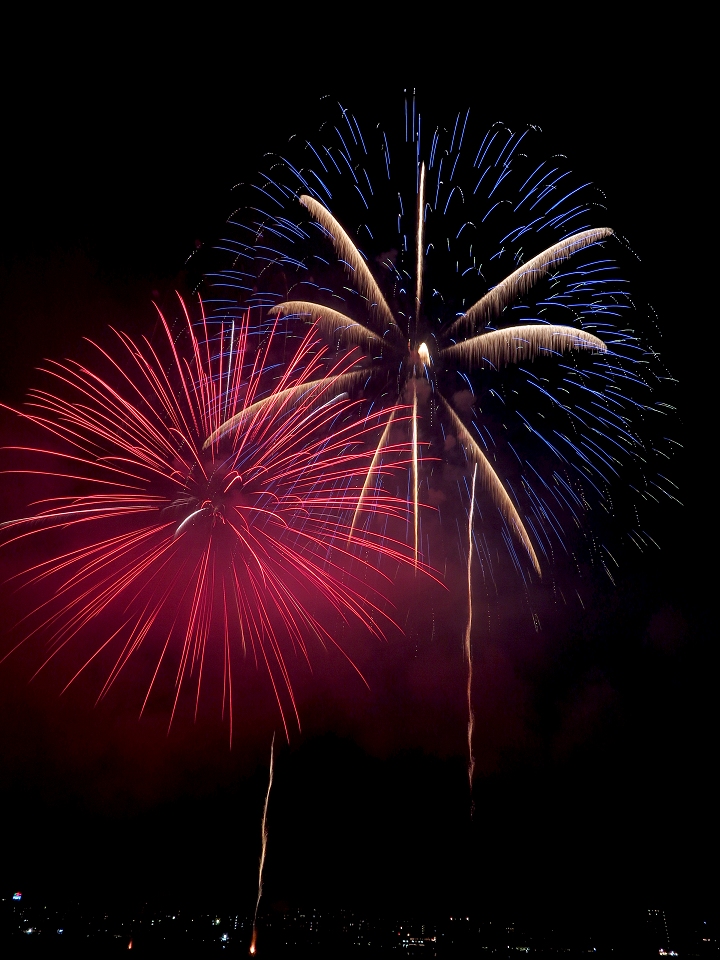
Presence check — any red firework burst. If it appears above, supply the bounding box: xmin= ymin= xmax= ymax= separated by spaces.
xmin=0 ymin=300 xmax=425 ymax=739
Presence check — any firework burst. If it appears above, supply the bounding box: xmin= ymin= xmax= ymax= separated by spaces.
xmin=206 ymin=99 xmax=676 ymax=586
xmin=0 ymin=301 xmax=426 ymax=739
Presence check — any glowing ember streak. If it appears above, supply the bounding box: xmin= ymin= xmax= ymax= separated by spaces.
xmin=250 ymin=734 xmax=274 ymax=955
xmin=271 ymin=303 xmax=381 ymax=353
xmin=202 ymin=370 xmax=366 ymax=448
xmin=267 ymin=304 xmax=385 ymax=352
xmin=416 ymin=161 xmax=425 ymax=322
xmin=445 ymin=229 xmax=615 ymax=338
xmin=412 ymin=382 xmax=419 ymax=568
xmin=442 ymin=325 xmax=606 ymax=369
xmin=465 ymin=463 xmax=477 ymax=801
xmin=440 ymin=397 xmax=540 ymax=575
xmin=349 ymin=411 xmax=396 ymax=542
xmin=298 ymin=195 xmax=399 ymax=339
xmin=1 ymin=302 xmax=431 ymax=735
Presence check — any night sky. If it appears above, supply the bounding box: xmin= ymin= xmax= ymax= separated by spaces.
xmin=0 ymin=18 xmax=711 ymax=933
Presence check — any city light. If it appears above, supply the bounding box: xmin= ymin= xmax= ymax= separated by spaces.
xmin=0 ymin=897 xmax=713 ymax=953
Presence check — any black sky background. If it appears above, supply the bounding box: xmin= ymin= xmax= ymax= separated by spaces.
xmin=0 ymin=16 xmax=713 ymax=932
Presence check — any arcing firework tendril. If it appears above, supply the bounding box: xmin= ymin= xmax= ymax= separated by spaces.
xmin=1 ymin=301 xmax=427 ymax=739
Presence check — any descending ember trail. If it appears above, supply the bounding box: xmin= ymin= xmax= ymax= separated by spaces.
xmin=0 ymin=301 xmax=427 ymax=738
xmin=465 ymin=462 xmax=478 ymax=800
xmin=250 ymin=734 xmax=274 ymax=956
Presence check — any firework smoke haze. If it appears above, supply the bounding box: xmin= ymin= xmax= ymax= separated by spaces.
xmin=0 ymin=302 xmax=432 ymax=737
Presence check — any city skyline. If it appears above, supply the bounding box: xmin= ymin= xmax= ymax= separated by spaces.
xmin=3 ymin=890 xmax=716 ymax=957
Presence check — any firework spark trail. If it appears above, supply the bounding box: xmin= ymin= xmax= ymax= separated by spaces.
xmin=349 ymin=410 xmax=396 ymax=541
xmin=412 ymin=382 xmax=419 ymax=568
xmin=1 ymin=303 xmax=435 ymax=734
xmin=249 ymin=734 xmax=274 ymax=956
xmin=298 ymin=195 xmax=399 ymax=339
xmin=440 ymin=397 xmax=540 ymax=575
xmin=445 ymin=228 xmax=615 ymax=338
xmin=415 ymin=161 xmax=425 ymax=322
xmin=442 ymin=325 xmax=607 ymax=369
xmin=268 ymin=303 xmax=384 ymax=351
xmin=465 ymin=463 xmax=477 ymax=802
